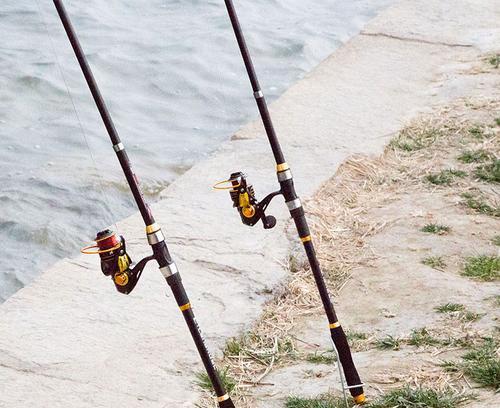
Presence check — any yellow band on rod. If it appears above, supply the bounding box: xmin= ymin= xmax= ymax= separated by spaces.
xmin=179 ymin=303 xmax=191 ymax=312
xmin=329 ymin=322 xmax=340 ymax=329
xmin=301 ymin=235 xmax=312 ymax=243
xmin=146 ymin=223 xmax=160 ymax=234
xmin=217 ymin=394 xmax=230 ymax=402
xmin=276 ymin=162 xmax=290 ymax=172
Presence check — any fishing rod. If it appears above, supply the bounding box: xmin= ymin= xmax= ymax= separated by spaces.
xmin=217 ymin=1 xmax=365 ymax=404
xmin=52 ymin=1 xmax=235 ymax=406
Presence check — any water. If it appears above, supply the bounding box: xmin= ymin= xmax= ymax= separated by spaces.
xmin=0 ymin=0 xmax=394 ymax=302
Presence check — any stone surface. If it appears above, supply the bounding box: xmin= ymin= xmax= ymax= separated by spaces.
xmin=1 ymin=1 xmax=498 ymax=407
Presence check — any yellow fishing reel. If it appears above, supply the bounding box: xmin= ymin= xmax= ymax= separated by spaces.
xmin=214 ymin=172 xmax=280 ymax=229
xmin=81 ymin=230 xmax=154 ymax=295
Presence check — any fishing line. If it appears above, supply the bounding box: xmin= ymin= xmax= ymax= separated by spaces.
xmin=34 ymin=0 xmax=120 ymax=235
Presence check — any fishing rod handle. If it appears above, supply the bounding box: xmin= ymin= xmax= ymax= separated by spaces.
xmin=149 ymin=237 xmax=235 ymax=406
xmin=165 ymin=271 xmax=235 ymax=407
xmin=303 ymin=239 xmax=364 ymax=402
xmin=278 ymin=165 xmax=364 ymax=401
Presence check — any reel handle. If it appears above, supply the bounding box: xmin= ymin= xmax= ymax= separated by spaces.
xmin=263 ymin=215 xmax=276 ymax=229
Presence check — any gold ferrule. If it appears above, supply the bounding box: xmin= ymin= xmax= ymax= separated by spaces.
xmin=300 ymin=235 xmax=312 ymax=243
xmin=146 ymin=223 xmax=160 ymax=234
xmin=217 ymin=394 xmax=230 ymax=402
xmin=179 ymin=303 xmax=191 ymax=312
xmin=276 ymin=162 xmax=290 ymax=172
xmin=329 ymin=322 xmax=341 ymax=329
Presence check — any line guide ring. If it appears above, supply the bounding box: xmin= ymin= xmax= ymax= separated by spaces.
xmin=213 ymin=178 xmax=241 ymax=190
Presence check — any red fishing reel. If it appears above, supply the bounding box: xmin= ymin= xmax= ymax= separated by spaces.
xmin=214 ymin=172 xmax=281 ymax=229
xmin=81 ymin=229 xmax=154 ymax=295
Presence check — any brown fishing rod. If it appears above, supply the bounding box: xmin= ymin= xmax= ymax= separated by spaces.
xmin=218 ymin=0 xmax=365 ymax=404
xmin=52 ymin=1 xmax=235 ymax=406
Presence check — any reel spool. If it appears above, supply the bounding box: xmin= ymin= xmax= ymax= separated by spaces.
xmin=81 ymin=229 xmax=154 ymax=295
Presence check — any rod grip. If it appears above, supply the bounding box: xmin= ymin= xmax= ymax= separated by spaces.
xmin=331 ymin=326 xmax=364 ymax=399
xmin=218 ymin=398 xmax=236 ymax=408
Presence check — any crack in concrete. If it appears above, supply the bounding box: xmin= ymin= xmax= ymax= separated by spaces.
xmin=192 ymin=259 xmax=246 ymax=275
xmin=0 ymin=362 xmax=159 ymax=402
xmin=360 ymin=31 xmax=474 ymax=48
xmin=0 ymin=361 xmax=89 ymax=385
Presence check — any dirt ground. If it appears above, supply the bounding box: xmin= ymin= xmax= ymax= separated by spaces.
xmin=196 ymin=56 xmax=499 ymax=408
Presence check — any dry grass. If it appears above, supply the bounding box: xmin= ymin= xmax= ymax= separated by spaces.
xmin=196 ymin=97 xmax=500 ymax=407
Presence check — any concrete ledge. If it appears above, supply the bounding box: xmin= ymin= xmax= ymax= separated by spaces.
xmin=1 ymin=1 xmax=498 ymax=406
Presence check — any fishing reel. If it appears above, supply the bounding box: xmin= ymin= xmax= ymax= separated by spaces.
xmin=215 ymin=172 xmax=281 ymax=229
xmin=81 ymin=230 xmax=154 ymax=295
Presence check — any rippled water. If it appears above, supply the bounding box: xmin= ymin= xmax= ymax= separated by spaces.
xmin=0 ymin=0 xmax=394 ymax=302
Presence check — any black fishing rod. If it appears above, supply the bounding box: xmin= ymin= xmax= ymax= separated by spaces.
xmin=52 ymin=1 xmax=235 ymax=406
xmin=218 ymin=1 xmax=365 ymax=404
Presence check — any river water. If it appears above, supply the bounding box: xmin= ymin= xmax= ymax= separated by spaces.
xmin=0 ymin=0 xmax=394 ymax=302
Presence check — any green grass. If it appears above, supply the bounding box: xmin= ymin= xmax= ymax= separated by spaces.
xmin=306 ymin=350 xmax=337 ymax=364
xmin=376 ymin=335 xmax=401 ymax=351
xmin=368 ymin=386 xmax=472 ymax=408
xmin=345 ymin=330 xmax=369 ymax=350
xmin=490 ymin=295 xmax=500 ymax=307
xmin=492 ymin=235 xmax=500 ymax=246
xmin=461 ymin=192 xmax=500 ymax=217
xmin=421 ymin=223 xmax=451 ymax=234
xmin=422 ymin=256 xmax=446 ymax=270
xmin=435 ymin=303 xmax=465 ymax=313
xmin=474 ymin=159 xmax=500 ymax=183
xmin=390 ymin=126 xmax=442 ymax=152
xmin=223 ymin=332 xmax=296 ymax=365
xmin=195 ymin=367 xmax=236 ymax=394
xmin=224 ymin=337 xmax=243 ymax=356
xmin=457 ymin=149 xmax=491 ymax=163
xmin=408 ymin=328 xmax=440 ymax=347
xmin=346 ymin=331 xmax=368 ymax=342
xmin=434 ymin=303 xmax=482 ymax=322
xmin=495 ymin=117 xmax=500 ymax=126
xmin=288 ymin=387 xmax=474 ymax=408
xmin=462 ymin=311 xmax=482 ymax=322
xmin=462 ymin=338 xmax=500 ymax=389
xmin=489 ymin=54 xmax=500 ymax=68
xmin=462 ymin=255 xmax=500 ymax=281
xmin=441 ymin=360 xmax=460 ymax=373
xmin=285 ymin=395 xmax=352 ymax=408
xmin=278 ymin=338 xmax=296 ymax=355
xmin=425 ymin=169 xmax=467 ymax=185
xmin=469 ymin=126 xmax=485 ymax=138
xmin=289 ymin=254 xmax=306 ymax=273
